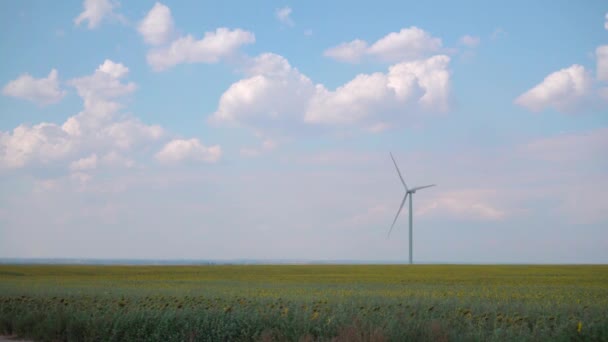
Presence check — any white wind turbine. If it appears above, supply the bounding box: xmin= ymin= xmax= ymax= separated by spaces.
xmin=388 ymin=152 xmax=436 ymax=264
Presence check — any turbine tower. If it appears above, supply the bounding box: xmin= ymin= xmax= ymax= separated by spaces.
xmin=388 ymin=152 xmax=436 ymax=264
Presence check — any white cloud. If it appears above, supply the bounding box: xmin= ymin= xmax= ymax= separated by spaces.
xmin=69 ymin=154 xmax=98 ymax=171
xmin=69 ymin=59 xmax=136 ymax=117
xmin=211 ymin=53 xmax=451 ymax=135
xmin=0 ymin=123 xmax=74 ymax=168
xmin=368 ymin=27 xmax=443 ymax=62
xmin=0 ymin=112 xmax=161 ymax=169
xmin=605 ymin=13 xmax=608 ymax=30
xmin=156 ymin=138 xmax=221 ymax=164
xmin=74 ymin=0 xmax=118 ymax=29
xmin=459 ymin=35 xmax=480 ymax=48
xmin=323 ymin=40 xmax=368 ymax=63
xmin=416 ymin=189 xmax=506 ymax=221
xmin=211 ymin=53 xmax=315 ymax=128
xmin=103 ymin=118 xmax=164 ymax=150
xmin=305 ymin=73 xmax=395 ymax=125
xmin=0 ymin=60 xmax=163 ymax=169
xmin=138 ymin=2 xmax=174 ymax=46
xmin=275 ymin=6 xmax=294 ymax=27
xmin=70 ymin=60 xmax=134 ymax=98
xmin=514 ymin=64 xmax=592 ymax=112
xmin=137 ymin=3 xmax=253 ymax=71
xmin=146 ymin=28 xmax=255 ymax=71
xmin=2 ymin=69 xmax=65 ymax=105
xmin=324 ymin=27 xmax=443 ymax=63
xmin=96 ymin=59 xmax=129 ymax=78
xmin=597 ymin=45 xmax=608 ymax=81
xmin=306 ymin=55 xmax=451 ymax=124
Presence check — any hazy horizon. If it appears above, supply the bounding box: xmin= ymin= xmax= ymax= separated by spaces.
xmin=3 ymin=257 xmax=607 ymax=266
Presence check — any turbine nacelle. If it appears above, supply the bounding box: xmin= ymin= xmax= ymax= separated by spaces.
xmin=408 ymin=184 xmax=436 ymax=194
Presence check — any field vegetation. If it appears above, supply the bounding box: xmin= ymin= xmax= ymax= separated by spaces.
xmin=1 ymin=265 xmax=607 ymax=341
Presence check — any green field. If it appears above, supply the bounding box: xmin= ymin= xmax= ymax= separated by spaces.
xmin=1 ymin=265 xmax=607 ymax=341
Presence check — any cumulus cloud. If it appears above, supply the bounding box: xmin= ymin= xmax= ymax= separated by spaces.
xmin=597 ymin=45 xmax=608 ymax=81
xmin=74 ymin=0 xmax=118 ymax=29
xmin=156 ymin=138 xmax=221 ymax=164
xmin=306 ymin=55 xmax=451 ymax=124
xmin=138 ymin=2 xmax=174 ymax=46
xmin=459 ymin=35 xmax=480 ymax=47
xmin=323 ymin=40 xmax=368 ymax=63
xmin=0 ymin=115 xmax=160 ymax=170
xmin=146 ymin=28 xmax=255 ymax=71
xmin=97 ymin=59 xmax=129 ymax=78
xmin=275 ymin=6 xmax=294 ymax=27
xmin=514 ymin=64 xmax=592 ymax=112
xmin=2 ymin=69 xmax=65 ymax=105
xmin=368 ymin=27 xmax=443 ymax=62
xmin=136 ymin=3 xmax=254 ymax=71
xmin=0 ymin=123 xmax=74 ymax=168
xmin=0 ymin=60 xmax=163 ymax=169
xmin=211 ymin=53 xmax=315 ymax=129
xmin=324 ymin=27 xmax=443 ymax=63
xmin=69 ymin=59 xmax=136 ymax=115
xmin=102 ymin=118 xmax=164 ymax=150
xmin=211 ymin=52 xmax=451 ymax=136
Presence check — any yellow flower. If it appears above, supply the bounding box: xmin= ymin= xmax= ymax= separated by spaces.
xmin=577 ymin=321 xmax=583 ymax=334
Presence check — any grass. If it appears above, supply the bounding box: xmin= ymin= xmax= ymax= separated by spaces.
xmin=1 ymin=264 xmax=607 ymax=341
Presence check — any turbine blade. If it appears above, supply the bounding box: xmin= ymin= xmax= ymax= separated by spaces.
xmin=388 ymin=193 xmax=409 ymax=237
xmin=410 ymin=184 xmax=436 ymax=192
xmin=390 ymin=152 xmax=408 ymax=190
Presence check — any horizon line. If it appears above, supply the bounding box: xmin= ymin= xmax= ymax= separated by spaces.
xmin=1 ymin=258 xmax=606 ymax=266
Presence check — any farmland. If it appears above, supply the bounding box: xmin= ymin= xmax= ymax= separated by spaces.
xmin=1 ymin=265 xmax=607 ymax=341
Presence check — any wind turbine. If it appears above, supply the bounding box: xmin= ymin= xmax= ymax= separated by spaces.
xmin=388 ymin=152 xmax=436 ymax=264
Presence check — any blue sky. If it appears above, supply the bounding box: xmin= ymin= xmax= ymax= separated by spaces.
xmin=1 ymin=0 xmax=607 ymax=263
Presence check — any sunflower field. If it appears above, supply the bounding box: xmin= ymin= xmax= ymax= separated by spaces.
xmin=1 ymin=265 xmax=607 ymax=341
